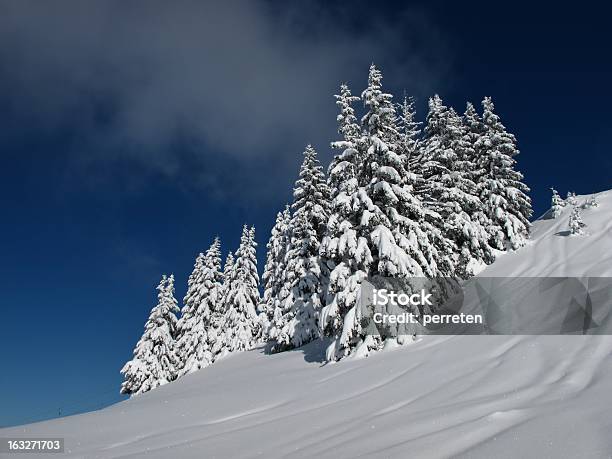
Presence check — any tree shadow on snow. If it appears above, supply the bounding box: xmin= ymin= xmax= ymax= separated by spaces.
xmin=261 ymin=338 xmax=331 ymax=365
xmin=554 ymin=230 xmax=572 ymax=237
xmin=539 ymin=209 xmax=556 ymax=220
xmin=292 ymin=339 xmax=331 ymax=364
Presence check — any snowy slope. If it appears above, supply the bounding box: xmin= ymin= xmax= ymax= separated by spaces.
xmin=3 ymin=191 xmax=612 ymax=459
xmin=481 ymin=189 xmax=612 ymax=277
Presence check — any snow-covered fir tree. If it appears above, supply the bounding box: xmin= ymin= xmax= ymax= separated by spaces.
xmin=320 ymin=65 xmax=453 ymax=361
xmin=418 ymin=93 xmax=451 ymax=211
xmin=317 ymin=82 xmax=362 ymax=355
xmin=272 ymin=145 xmax=331 ymax=351
xmin=460 ymin=103 xmax=500 ymax=269
xmin=476 ymin=97 xmax=532 ymax=249
xmin=222 ymin=225 xmax=262 ymax=352
xmin=418 ymin=96 xmax=494 ymax=276
xmin=462 ymin=101 xmax=489 ymax=200
xmin=320 ymin=80 xmax=369 ymax=360
xmin=292 ymin=145 xmax=331 ymax=242
xmin=326 ymin=83 xmax=362 ymax=188
xmin=396 ymin=94 xmax=422 ymax=169
xmin=260 ymin=205 xmax=291 ymax=335
xmin=566 ymin=191 xmax=578 ymax=206
xmin=335 ymin=83 xmax=361 ymax=144
xmin=210 ymin=251 xmax=234 ymax=358
xmin=550 ymin=187 xmax=565 ymax=218
xmin=584 ymin=195 xmax=598 ymax=208
xmin=569 ymin=206 xmax=586 ymax=235
xmin=175 ymin=238 xmax=223 ymax=377
xmin=120 ymin=274 xmax=180 ymax=396
xmin=175 ymin=251 xmax=205 ymax=372
xmin=463 ymin=101 xmax=486 ymax=147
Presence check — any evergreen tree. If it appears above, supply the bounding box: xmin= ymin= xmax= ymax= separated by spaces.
xmin=273 ymin=145 xmax=331 ymax=350
xmin=327 ymin=83 xmax=362 ymax=191
xmin=120 ymin=274 xmax=179 ymax=396
xmin=418 ymin=96 xmax=494 ymax=276
xmin=569 ymin=206 xmax=586 ymax=235
xmin=396 ymin=94 xmax=422 ymax=169
xmin=175 ymin=238 xmax=222 ymax=377
xmin=419 ymin=94 xmax=450 ymax=206
xmin=175 ymin=251 xmax=205 ymax=372
xmin=584 ymin=195 xmax=598 ymax=208
xmin=261 ymin=205 xmax=291 ymax=331
xmin=463 ymin=100 xmax=500 ymax=245
xmin=335 ymin=83 xmax=361 ymax=144
xmin=321 ymin=64 xmax=451 ymax=361
xmin=292 ymin=145 xmax=331 ymax=238
xmin=476 ymin=97 xmax=532 ymax=249
xmin=464 ymin=101 xmax=484 ymax=129
xmin=210 ymin=251 xmax=234 ymax=358
xmin=223 ymin=225 xmax=262 ymax=352
xmin=317 ymin=82 xmax=362 ymax=356
xmin=566 ymin=191 xmax=578 ymax=206
xmin=550 ymin=187 xmax=565 ymax=218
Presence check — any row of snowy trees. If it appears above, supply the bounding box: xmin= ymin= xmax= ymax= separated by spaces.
xmin=121 ymin=227 xmax=261 ymax=395
xmin=121 ymin=64 xmax=533 ymax=394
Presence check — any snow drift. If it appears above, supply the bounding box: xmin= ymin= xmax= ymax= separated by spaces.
xmin=2 ymin=190 xmax=611 ymax=458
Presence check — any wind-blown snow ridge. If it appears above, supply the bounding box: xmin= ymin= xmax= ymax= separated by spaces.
xmin=2 ymin=190 xmax=611 ymax=458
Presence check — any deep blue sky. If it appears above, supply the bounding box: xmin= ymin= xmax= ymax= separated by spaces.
xmin=0 ymin=0 xmax=610 ymax=427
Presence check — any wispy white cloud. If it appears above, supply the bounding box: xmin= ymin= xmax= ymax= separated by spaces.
xmin=0 ymin=0 xmax=451 ymax=200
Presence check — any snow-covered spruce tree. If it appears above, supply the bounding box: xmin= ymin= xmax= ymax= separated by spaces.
xmin=462 ymin=102 xmax=488 ymax=192
xmin=325 ymin=83 xmax=362 ymax=193
xmin=317 ymin=81 xmax=362 ymax=353
xmin=584 ymin=195 xmax=598 ymax=208
xmin=396 ymin=95 xmax=422 ymax=169
xmin=463 ymin=102 xmax=486 ymax=145
xmin=457 ymin=104 xmax=499 ymax=271
xmin=260 ymin=205 xmax=291 ymax=336
xmin=320 ymin=65 xmax=451 ymax=361
xmin=335 ymin=83 xmax=361 ymax=144
xmin=222 ymin=225 xmax=262 ymax=352
xmin=272 ymin=145 xmax=331 ymax=351
xmin=120 ymin=274 xmax=180 ymax=396
xmin=418 ymin=96 xmax=494 ymax=276
xmin=462 ymin=101 xmax=500 ymax=249
xmin=566 ymin=191 xmax=578 ymax=206
xmin=476 ymin=97 xmax=532 ymax=250
xmin=396 ymin=97 xmax=458 ymax=278
xmin=175 ymin=238 xmax=223 ymax=377
xmin=417 ymin=94 xmax=450 ymax=209
xmin=175 ymin=251 xmax=205 ymax=372
xmin=550 ymin=187 xmax=565 ymax=218
xmin=569 ymin=206 xmax=586 ymax=235
xmin=210 ymin=251 xmax=234 ymax=358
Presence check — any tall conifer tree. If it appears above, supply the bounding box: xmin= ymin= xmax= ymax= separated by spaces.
xmin=261 ymin=206 xmax=291 ymax=336
xmin=120 ymin=274 xmax=179 ymax=395
xmin=476 ymin=97 xmax=532 ymax=249
xmin=273 ymin=145 xmax=331 ymax=350
xmin=223 ymin=225 xmax=261 ymax=352
xmin=175 ymin=238 xmax=222 ymax=376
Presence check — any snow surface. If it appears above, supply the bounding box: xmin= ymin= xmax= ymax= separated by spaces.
xmin=3 ymin=191 xmax=612 ymax=458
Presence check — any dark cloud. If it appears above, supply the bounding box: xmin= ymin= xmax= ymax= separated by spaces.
xmin=0 ymin=0 xmax=451 ymax=200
